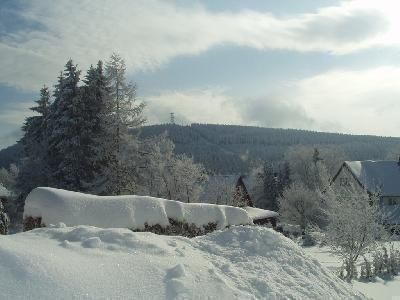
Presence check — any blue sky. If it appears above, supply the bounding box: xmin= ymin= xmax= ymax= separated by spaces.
xmin=1 ymin=0 xmax=400 ymax=149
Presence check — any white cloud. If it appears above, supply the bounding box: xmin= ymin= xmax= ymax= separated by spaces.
xmin=0 ymin=101 xmax=33 ymax=125
xmin=144 ymin=66 xmax=400 ymax=137
xmin=143 ymin=88 xmax=315 ymax=129
xmin=144 ymin=89 xmax=243 ymax=125
xmin=0 ymin=0 xmax=396 ymax=90
xmin=291 ymin=66 xmax=400 ymax=136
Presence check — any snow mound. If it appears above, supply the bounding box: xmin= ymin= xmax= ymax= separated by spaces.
xmin=0 ymin=225 xmax=364 ymax=299
xmin=24 ymin=187 xmax=252 ymax=230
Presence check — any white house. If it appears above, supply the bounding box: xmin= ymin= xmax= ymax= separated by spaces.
xmin=332 ymin=160 xmax=400 ymax=225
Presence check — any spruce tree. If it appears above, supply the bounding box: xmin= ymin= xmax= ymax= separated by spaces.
xmin=262 ymin=162 xmax=279 ymax=211
xmin=79 ymin=61 xmax=113 ymax=193
xmin=15 ymin=86 xmax=51 ymax=222
xmin=47 ymin=60 xmax=82 ymax=190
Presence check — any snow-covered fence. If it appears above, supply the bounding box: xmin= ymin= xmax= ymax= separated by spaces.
xmin=23 ymin=188 xmax=252 ymax=235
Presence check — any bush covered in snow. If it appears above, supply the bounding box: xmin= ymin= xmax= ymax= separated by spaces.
xmin=133 ymin=218 xmax=218 ymax=238
xmin=23 ymin=188 xmax=252 ymax=234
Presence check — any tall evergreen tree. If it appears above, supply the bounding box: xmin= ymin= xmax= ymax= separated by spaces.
xmin=263 ymin=162 xmax=280 ymax=211
xmin=105 ymin=53 xmax=145 ymax=194
xmin=15 ymin=86 xmax=51 ymax=222
xmin=79 ymin=61 xmax=114 ymax=193
xmin=47 ymin=60 xmax=82 ymax=190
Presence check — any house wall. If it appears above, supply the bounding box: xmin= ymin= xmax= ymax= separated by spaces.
xmin=332 ymin=165 xmax=364 ymax=195
xmin=334 ymin=165 xmax=400 ymax=225
xmin=381 ymin=196 xmax=400 ymax=205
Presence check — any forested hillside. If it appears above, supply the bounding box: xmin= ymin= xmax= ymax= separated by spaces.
xmin=3 ymin=123 xmax=400 ymax=175
xmin=138 ymin=124 xmax=400 ymax=174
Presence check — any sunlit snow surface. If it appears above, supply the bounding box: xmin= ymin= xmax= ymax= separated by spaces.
xmin=305 ymin=244 xmax=400 ymax=300
xmin=0 ymin=225 xmax=363 ymax=299
xmin=24 ymin=187 xmax=252 ymax=230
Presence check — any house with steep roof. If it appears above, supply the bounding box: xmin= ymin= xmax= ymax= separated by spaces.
xmin=332 ymin=160 xmax=400 ymax=225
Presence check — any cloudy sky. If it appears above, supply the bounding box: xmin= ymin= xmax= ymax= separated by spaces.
xmin=1 ymin=0 xmax=400 ymax=149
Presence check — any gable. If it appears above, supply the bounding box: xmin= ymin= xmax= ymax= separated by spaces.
xmin=345 ymin=160 xmax=400 ymax=196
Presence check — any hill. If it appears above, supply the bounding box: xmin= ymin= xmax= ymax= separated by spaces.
xmin=2 ymin=124 xmax=400 ymax=174
xmin=138 ymin=124 xmax=400 ymax=174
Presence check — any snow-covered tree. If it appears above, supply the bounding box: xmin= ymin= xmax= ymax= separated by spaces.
xmin=251 ymin=162 xmax=287 ymax=211
xmin=137 ymin=134 xmax=207 ymax=202
xmin=278 ymin=182 xmax=325 ymax=230
xmin=0 ymin=165 xmax=18 ymax=192
xmin=202 ymin=177 xmax=235 ymax=205
xmin=47 ymin=60 xmax=82 ymax=190
xmin=284 ymin=145 xmax=330 ymax=192
xmin=0 ymin=200 xmax=9 ymax=235
xmin=76 ymin=61 xmax=114 ymax=193
xmin=105 ymin=53 xmax=145 ymax=195
xmin=324 ymin=185 xmax=386 ymax=281
xmin=15 ymin=86 xmax=51 ymax=222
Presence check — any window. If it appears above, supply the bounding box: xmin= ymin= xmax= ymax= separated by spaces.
xmin=383 ymin=197 xmax=400 ymax=205
xmin=339 ymin=177 xmax=350 ymax=187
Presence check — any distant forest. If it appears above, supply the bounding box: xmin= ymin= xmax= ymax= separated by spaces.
xmin=2 ymin=123 xmax=400 ymax=174
xmin=138 ymin=124 xmax=400 ymax=174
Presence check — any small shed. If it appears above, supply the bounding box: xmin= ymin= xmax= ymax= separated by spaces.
xmin=244 ymin=206 xmax=279 ymax=227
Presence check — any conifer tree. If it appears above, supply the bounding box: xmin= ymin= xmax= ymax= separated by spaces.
xmin=80 ymin=61 xmax=114 ymax=193
xmin=15 ymin=86 xmax=51 ymax=222
xmin=105 ymin=53 xmax=145 ymax=194
xmin=47 ymin=60 xmax=82 ymax=190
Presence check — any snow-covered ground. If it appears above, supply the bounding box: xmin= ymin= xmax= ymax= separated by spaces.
xmin=304 ymin=244 xmax=400 ymax=300
xmin=0 ymin=225 xmax=363 ymax=299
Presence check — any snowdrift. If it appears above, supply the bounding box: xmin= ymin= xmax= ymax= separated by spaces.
xmin=24 ymin=187 xmax=252 ymax=230
xmin=0 ymin=225 xmax=363 ymax=299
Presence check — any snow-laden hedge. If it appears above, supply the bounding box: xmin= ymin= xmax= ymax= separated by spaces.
xmin=23 ymin=188 xmax=252 ymax=232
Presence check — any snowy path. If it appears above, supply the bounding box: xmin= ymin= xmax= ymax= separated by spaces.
xmin=0 ymin=225 xmax=363 ymax=299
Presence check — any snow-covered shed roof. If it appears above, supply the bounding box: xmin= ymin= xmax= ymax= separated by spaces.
xmin=343 ymin=160 xmax=400 ymax=196
xmin=24 ymin=187 xmax=252 ymax=230
xmin=0 ymin=183 xmax=11 ymax=197
xmin=244 ymin=206 xmax=279 ymax=221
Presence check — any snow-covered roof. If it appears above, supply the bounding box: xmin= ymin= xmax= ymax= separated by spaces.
xmin=0 ymin=183 xmax=11 ymax=197
xmin=244 ymin=206 xmax=279 ymax=221
xmin=344 ymin=160 xmax=400 ymax=196
xmin=24 ymin=187 xmax=252 ymax=230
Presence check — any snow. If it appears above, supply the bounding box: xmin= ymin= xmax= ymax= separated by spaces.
xmin=24 ymin=187 xmax=252 ymax=230
xmin=304 ymin=243 xmax=400 ymax=300
xmin=244 ymin=206 xmax=279 ymax=220
xmin=345 ymin=160 xmax=400 ymax=196
xmin=0 ymin=225 xmax=363 ymax=299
